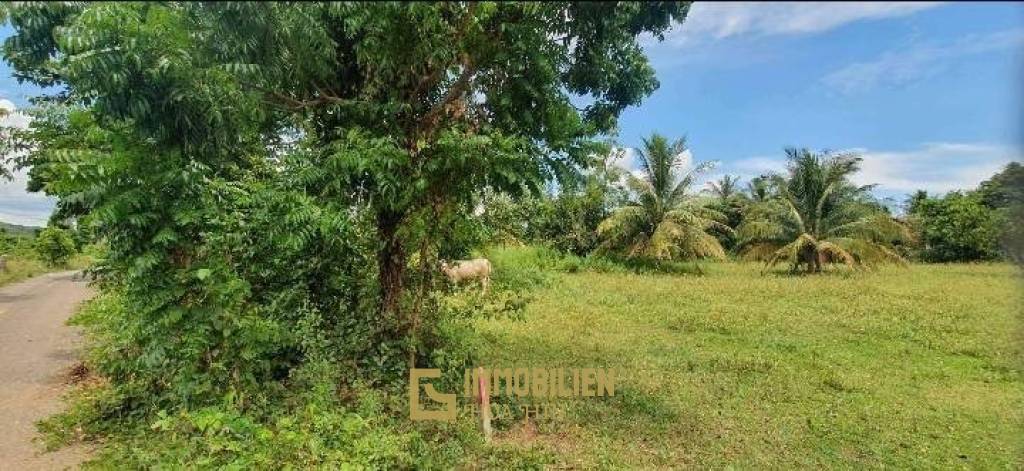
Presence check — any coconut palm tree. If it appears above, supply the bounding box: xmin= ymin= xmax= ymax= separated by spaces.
xmin=706 ymin=174 xmax=746 ymax=251
xmin=707 ymin=174 xmax=741 ymax=202
xmin=597 ymin=134 xmax=729 ymax=260
xmin=746 ymin=175 xmax=772 ymax=202
xmin=737 ymin=148 xmax=912 ymax=273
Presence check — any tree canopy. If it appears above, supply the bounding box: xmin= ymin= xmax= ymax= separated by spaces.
xmin=1 ymin=2 xmax=691 ymax=406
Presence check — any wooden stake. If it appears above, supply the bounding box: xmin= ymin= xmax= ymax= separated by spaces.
xmin=477 ymin=367 xmax=492 ymax=442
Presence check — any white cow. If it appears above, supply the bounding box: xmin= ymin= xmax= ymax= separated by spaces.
xmin=440 ymin=258 xmax=492 ymax=293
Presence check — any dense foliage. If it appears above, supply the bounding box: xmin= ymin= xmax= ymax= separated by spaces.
xmin=907 ymin=191 xmax=999 ymax=262
xmin=907 ymin=162 xmax=1021 ymax=263
xmin=0 ymin=2 xmax=1016 ymax=467
xmin=705 ymin=174 xmax=746 ymax=250
xmin=2 ymin=1 xmax=690 ymax=467
xmin=33 ymin=225 xmax=75 ymax=266
xmin=480 ymin=150 xmax=626 ymax=255
xmin=978 ymin=162 xmax=1024 ymax=264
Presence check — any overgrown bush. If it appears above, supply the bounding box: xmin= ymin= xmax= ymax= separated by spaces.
xmin=480 ymin=156 xmax=625 ymax=256
xmin=34 ymin=226 xmax=76 ymax=267
xmin=532 ymin=181 xmax=616 ymax=256
xmin=908 ymin=191 xmax=1004 ymax=262
xmin=46 ymin=293 xmax=490 ymax=467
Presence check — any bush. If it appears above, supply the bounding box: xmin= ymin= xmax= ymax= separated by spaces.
xmin=34 ymin=226 xmax=77 ymax=267
xmin=45 ymin=290 xmax=545 ymax=469
xmin=480 ymin=161 xmax=624 ymax=256
xmin=0 ymin=255 xmax=47 ymax=286
xmin=488 ymin=244 xmax=707 ymax=279
xmin=530 ymin=183 xmax=612 ymax=256
xmin=909 ymin=192 xmax=1004 ymax=262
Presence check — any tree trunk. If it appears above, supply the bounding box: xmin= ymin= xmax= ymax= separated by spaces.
xmin=377 ymin=210 xmax=407 ymax=326
xmin=798 ymin=245 xmax=818 ymax=273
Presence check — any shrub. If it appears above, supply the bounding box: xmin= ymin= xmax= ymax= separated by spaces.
xmin=909 ymin=192 xmax=1004 ymax=262
xmin=34 ymin=226 xmax=77 ymax=267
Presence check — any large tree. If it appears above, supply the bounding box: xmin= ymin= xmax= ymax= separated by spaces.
xmin=597 ymin=133 xmax=728 ymax=260
xmin=737 ymin=148 xmax=912 ymax=273
xmin=3 ymin=2 xmax=691 ymax=368
xmin=204 ymin=2 xmax=689 ymax=324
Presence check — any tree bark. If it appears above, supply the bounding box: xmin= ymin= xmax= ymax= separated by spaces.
xmin=377 ymin=209 xmax=407 ymax=327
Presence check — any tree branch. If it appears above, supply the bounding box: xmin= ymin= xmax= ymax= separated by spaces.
xmin=240 ymin=80 xmax=361 ymax=111
xmin=414 ymin=56 xmax=476 ymax=145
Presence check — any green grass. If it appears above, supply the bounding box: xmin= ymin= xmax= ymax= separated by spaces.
xmin=0 ymin=253 xmax=93 ymax=288
xmin=475 ymin=254 xmax=1023 ymax=468
xmin=0 ymin=256 xmax=49 ymax=287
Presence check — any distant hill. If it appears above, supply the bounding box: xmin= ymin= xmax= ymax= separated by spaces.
xmin=0 ymin=221 xmax=41 ymax=237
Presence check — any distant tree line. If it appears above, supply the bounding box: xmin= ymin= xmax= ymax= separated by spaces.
xmin=481 ymin=135 xmax=1021 ymax=268
xmin=906 ymin=162 xmax=1022 ymax=263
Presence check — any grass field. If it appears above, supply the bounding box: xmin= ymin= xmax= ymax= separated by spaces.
xmin=0 ymin=254 xmax=92 ymax=288
xmin=474 ymin=253 xmax=1023 ymax=468
xmin=0 ymin=256 xmax=50 ymax=287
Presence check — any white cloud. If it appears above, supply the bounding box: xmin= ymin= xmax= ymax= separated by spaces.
xmin=655 ymin=2 xmax=942 ymax=47
xmin=0 ymin=99 xmax=30 ymax=128
xmin=607 ymin=146 xmax=648 ymax=187
xmin=853 ymin=142 xmax=1018 ymax=193
xmin=676 ymin=149 xmax=695 ymax=172
xmin=722 ymin=142 xmax=1020 ymax=195
xmin=823 ymin=29 xmax=1024 ymax=93
xmin=0 ymin=100 xmax=54 ymax=226
xmin=607 ymin=146 xmax=637 ymax=174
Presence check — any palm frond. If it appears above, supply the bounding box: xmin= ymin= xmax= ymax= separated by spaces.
xmin=597 ymin=207 xmax=645 ymax=256
xmin=597 ymin=133 xmax=721 ymax=263
xmin=649 ymin=220 xmax=682 ymax=259
xmin=669 ymin=160 xmax=714 ymax=205
xmin=764 ymin=234 xmax=814 ymax=269
xmin=742 ymin=148 xmax=908 ymax=272
xmin=828 ymin=237 xmax=908 ymax=266
xmin=828 ymin=213 xmax=913 ymax=243
xmin=739 ymin=242 xmax=783 ymax=261
xmin=815 ymin=240 xmax=855 ymax=267
xmin=624 ymin=172 xmax=654 ymax=197
xmin=736 ymin=220 xmax=788 ymax=244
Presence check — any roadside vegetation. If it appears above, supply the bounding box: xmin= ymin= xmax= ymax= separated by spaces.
xmin=0 ymin=225 xmax=91 ymax=287
xmin=0 ymin=2 xmax=1019 ymax=469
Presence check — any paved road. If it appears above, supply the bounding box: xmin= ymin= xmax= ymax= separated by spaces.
xmin=0 ymin=272 xmax=93 ymax=470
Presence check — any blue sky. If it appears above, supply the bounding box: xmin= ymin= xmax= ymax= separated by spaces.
xmin=617 ymin=2 xmax=1023 ymax=204
xmin=2 ymin=2 xmax=1023 ymax=224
